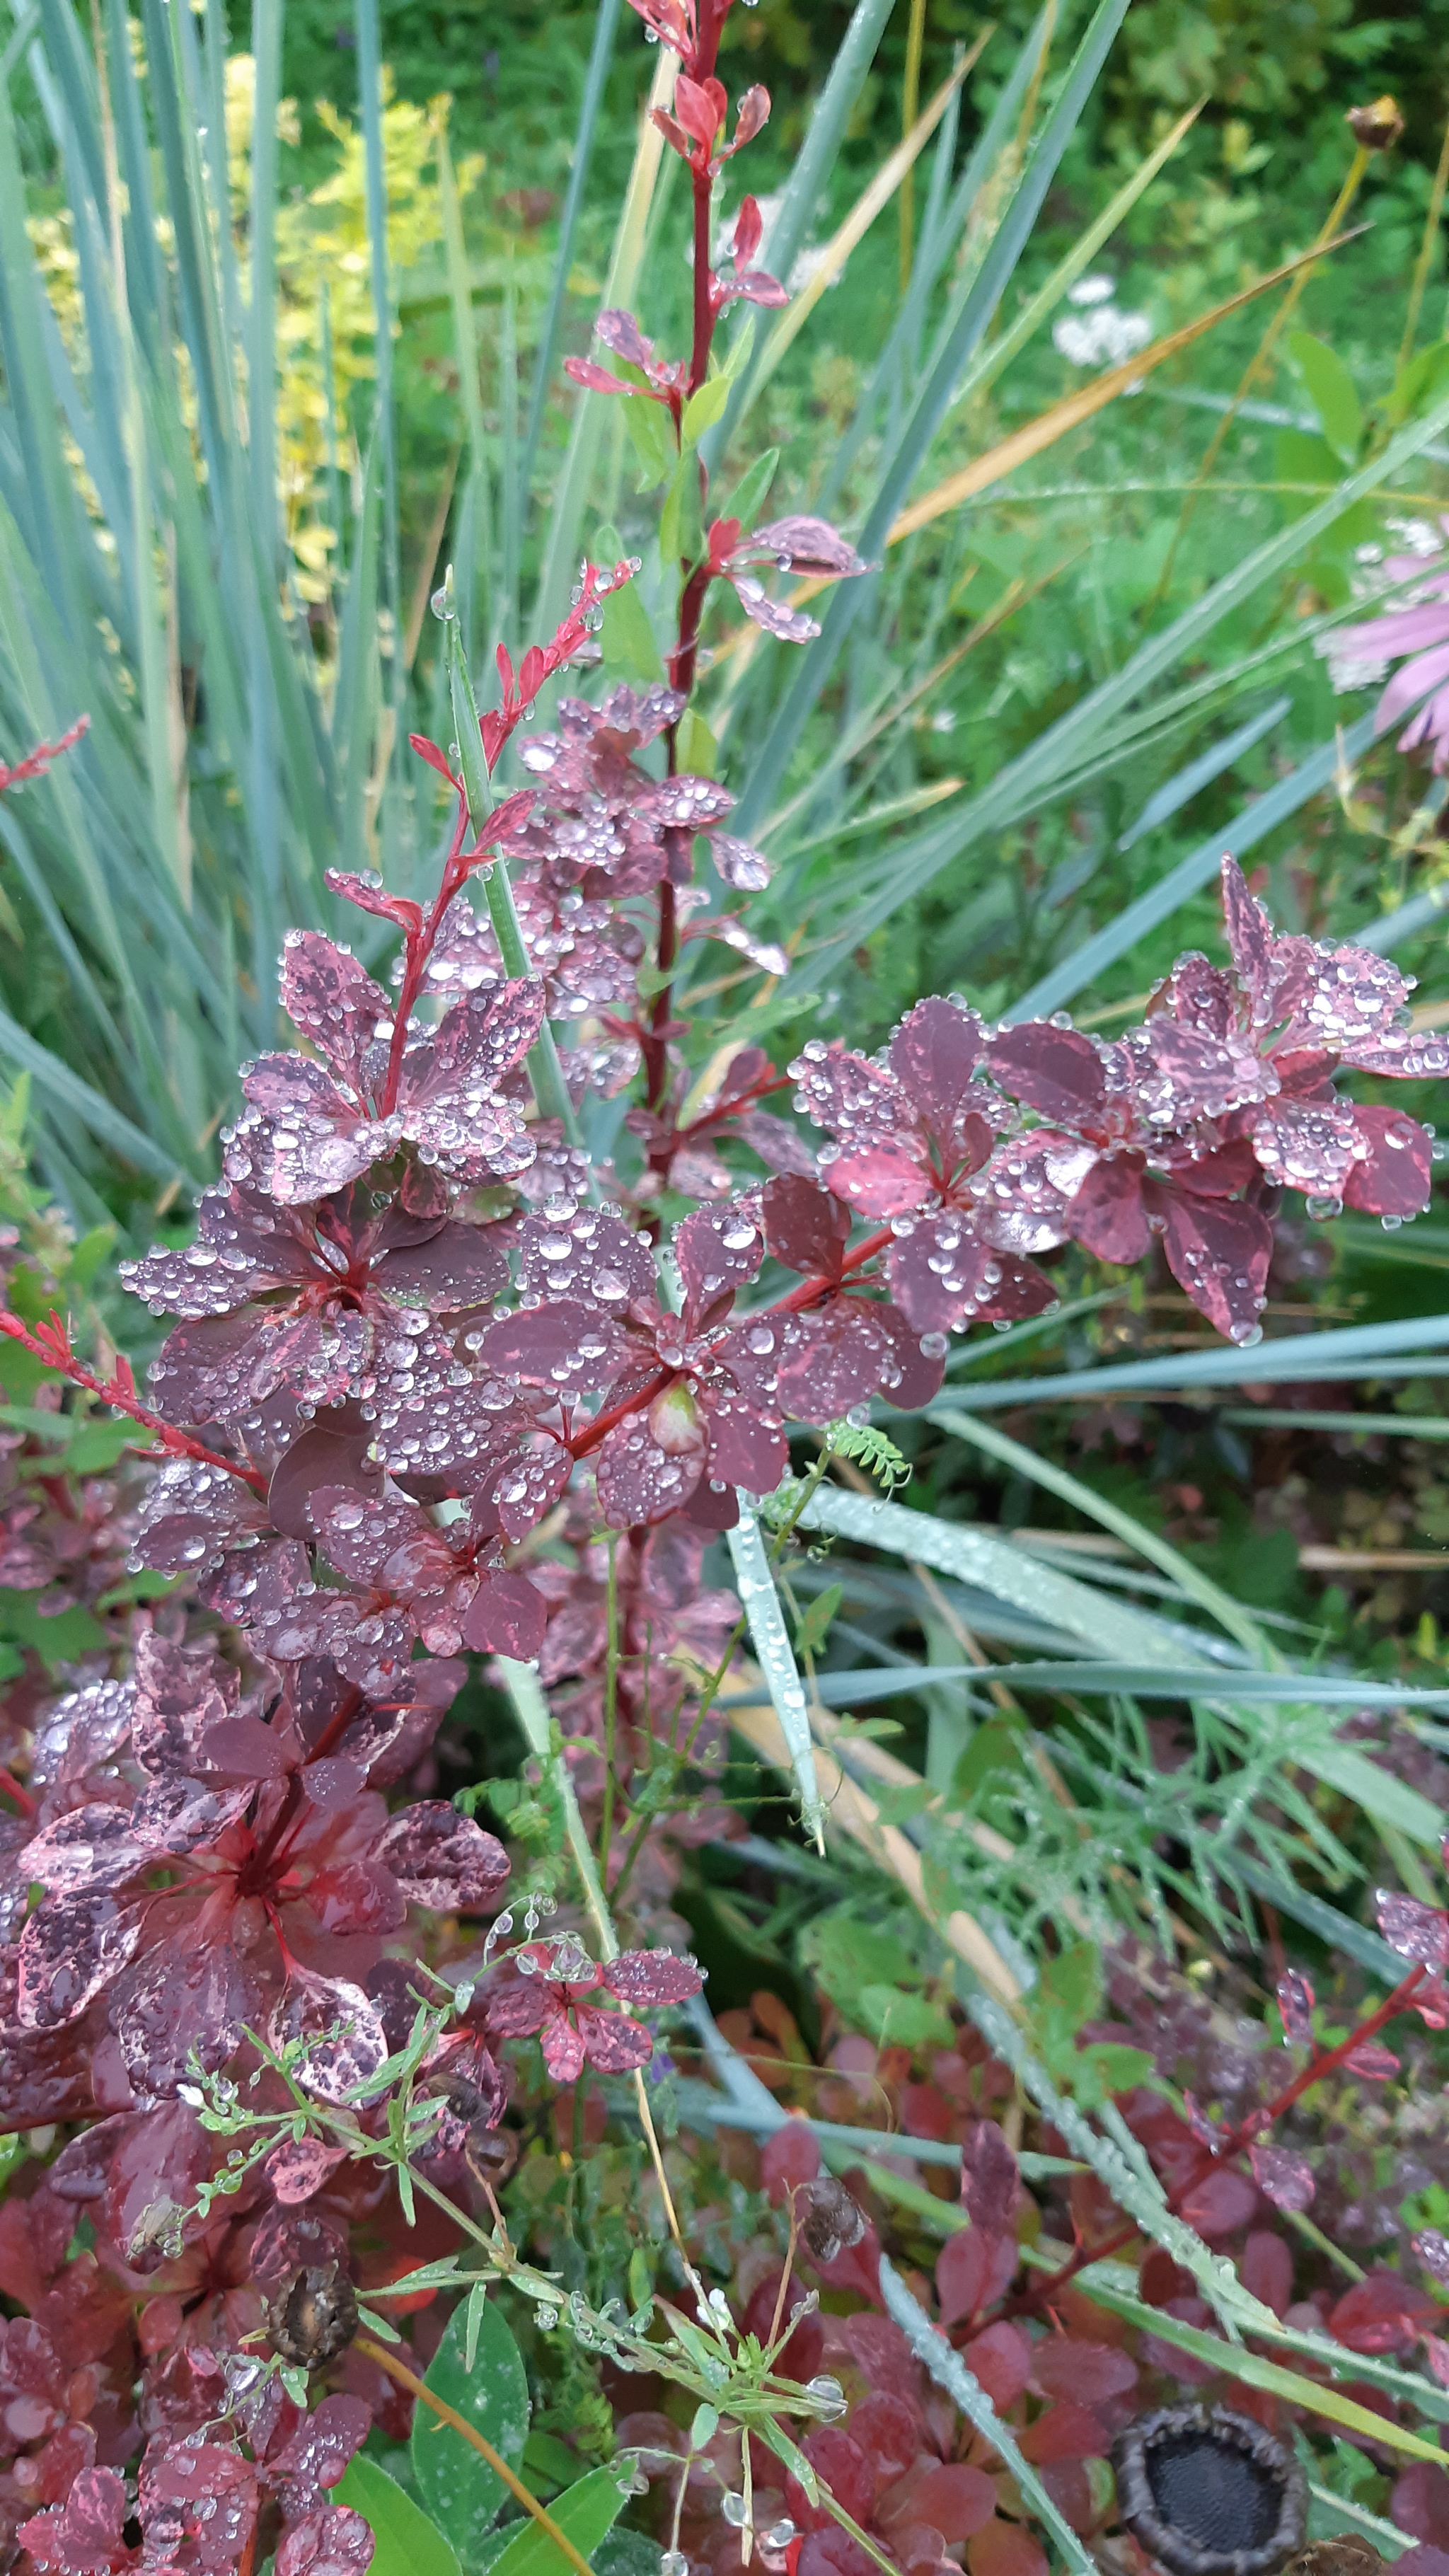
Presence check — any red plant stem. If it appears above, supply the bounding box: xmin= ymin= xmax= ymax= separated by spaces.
xmin=379 ymin=805 xmax=471 ymax=1117
xmin=689 ymin=161 xmax=715 ymax=396
xmin=1001 ymin=1963 xmax=1429 ymax=2320
xmin=0 ymin=1311 xmax=266 ymax=1495
xmin=662 ymin=1066 xmax=794 ymax=1164
xmin=0 ymin=1768 xmax=35 ymax=1818
xmin=565 ymin=1223 xmax=893 ymax=1462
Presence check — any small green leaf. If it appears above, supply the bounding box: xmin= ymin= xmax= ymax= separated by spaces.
xmin=681 ymin=376 xmax=731 ymax=444
xmin=623 ymin=394 xmax=673 ymax=485
xmin=859 ymin=1986 xmax=954 ymax=2049
xmin=68 ymin=1224 xmax=117 ymax=1288
xmin=691 ymin=2405 xmax=720 ymax=2448
xmin=465 ymin=2279 xmax=489 ymax=2373
xmin=659 ymin=451 xmax=700 ymax=569
xmin=523 ymin=2430 xmax=579 ymax=2493
xmin=674 ymin=707 xmax=717 ymax=776
xmin=600 ymin=579 xmax=664 ymax=683
xmin=335 ymin=2456 xmax=463 ymax=2576
xmin=1389 ymin=339 xmax=1449 ymax=427
xmin=486 ymin=2466 xmax=627 ymax=2576
xmin=0 ymin=1588 xmax=106 ymax=1671
xmin=801 ymin=1908 xmax=923 ymax=2017
xmin=1287 ymin=334 xmax=1363 ymax=466
xmin=720 ymin=315 xmax=756 ymax=385
xmin=719 ymin=446 xmax=779 ymax=533
xmin=1073 ymin=2043 xmax=1156 ymax=2107
xmin=411 ymin=2300 xmax=531 ymax=2557
xmin=791 ymin=1581 xmax=842 ymax=1660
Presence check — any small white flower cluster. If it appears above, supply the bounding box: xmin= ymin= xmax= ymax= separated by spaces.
xmin=1051 ymin=272 xmax=1153 ymax=369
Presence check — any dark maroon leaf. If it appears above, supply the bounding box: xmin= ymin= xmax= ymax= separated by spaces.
xmin=270 ymin=1969 xmax=390 ymax=2103
xmin=1158 ymin=1189 xmax=1271 ymax=1344
xmin=774 ymin=1305 xmax=888 ymax=1423
xmin=602 ymin=1948 xmax=703 ymax=2008
xmin=960 ymin=2118 xmax=1020 ymax=2234
xmin=461 ymin=1571 xmax=548 ymax=1660
xmin=872 ymin=1300 xmax=947 ymax=1409
xmin=887 ymin=1219 xmax=1053 ymax=1335
xmin=112 ymin=1939 xmax=255 ymax=2095
xmin=516 ymin=1206 xmax=655 ymax=1311
xmin=468 ymin=1300 xmax=625 ymax=1397
xmin=1276 ymin=1968 xmax=1315 ymax=2047
xmin=279 ymin=932 xmax=389 ymax=1085
xmin=19 ymin=1806 xmax=148 ymax=1896
xmin=374 ymin=1220 xmax=509 ymax=1306
xmin=262 ymin=2137 xmax=350 ymax=2207
xmin=936 ymin=2226 xmax=1017 ymax=2324
xmin=138 ymin=2439 xmax=259 ymax=2576
xmin=1247 ymin=2143 xmax=1315 ymax=2211
xmin=17 ymin=1892 xmax=144 ymax=2029
xmin=1065 ymin=1155 xmax=1153 ymax=1263
xmin=596 ymin=1414 xmax=705 ymax=1527
xmin=270 ymin=1414 xmax=381 ymax=1542
xmin=674 ymin=1199 xmax=765 ymax=1326
xmin=276 ymin=2510 xmax=377 ymax=2576
xmin=575 ymin=2002 xmax=654 ymax=2074
xmin=696 ymin=1375 xmax=788 ymax=1491
xmin=988 ymin=1023 xmax=1106 ymax=1124
xmin=378 ymin=1805 xmax=509 ymax=1911
xmin=762 ymin=1174 xmax=851 ymax=1280
xmin=17 ymin=2467 xmax=134 ymax=2575
xmin=1341 ymin=1103 xmax=1433 ymax=1217
xmin=198 ymin=1712 xmax=290 ymax=1780
xmin=1375 ymin=1890 xmax=1449 ymax=1964
xmin=888 ymin=995 xmax=990 ymax=1134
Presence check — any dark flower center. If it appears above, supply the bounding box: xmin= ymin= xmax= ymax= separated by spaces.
xmin=1145 ymin=2434 xmax=1283 ymax=2557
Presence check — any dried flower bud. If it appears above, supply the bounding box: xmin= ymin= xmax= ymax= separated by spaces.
xmin=465 ymin=2123 xmax=521 ymax=2189
xmin=265 ymin=2262 xmax=359 ymax=2369
xmin=1346 ymin=95 xmax=1403 ymax=149
xmin=797 ymin=2177 xmax=865 ymax=2265
xmin=1112 ymin=2405 xmax=1306 ymax=2576
xmin=1281 ymin=2547 xmax=1385 ymax=2576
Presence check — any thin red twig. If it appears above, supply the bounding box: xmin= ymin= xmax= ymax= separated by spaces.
xmin=0 ymin=1310 xmax=266 ymax=1494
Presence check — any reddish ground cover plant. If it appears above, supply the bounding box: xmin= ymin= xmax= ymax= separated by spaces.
xmin=0 ymin=2 xmax=1445 ymax=2571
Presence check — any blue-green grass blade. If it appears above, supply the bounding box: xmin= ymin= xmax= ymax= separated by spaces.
xmin=1116 ymin=693 xmax=1292 ymax=853
xmin=732 ymin=0 xmax=1133 ymax=841
xmin=791 ymin=1484 xmax=1189 ymax=1666
xmin=930 ymin=1406 xmax=1274 ymax=1664
xmin=533 ymin=42 xmax=675 ymax=635
xmin=333 ymin=441 xmax=383 ymax=878
xmin=704 ymin=0 xmax=900 ymax=471
xmin=818 ymin=11 xmax=1051 ymax=523
xmin=354 ymin=0 xmax=406 ymax=854
xmin=519 ymin=0 xmax=623 ymax=511
xmin=935 ymin=1310 xmax=1449 ymax=1406
xmin=0 ymin=1010 xmax=188 ymax=1185
xmin=788 ymin=386 xmax=1449 ymax=987
xmin=1008 ymin=700 xmax=1386 ymax=1020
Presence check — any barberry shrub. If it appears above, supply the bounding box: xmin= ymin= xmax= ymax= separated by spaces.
xmin=0 ymin=2 xmax=1445 ymax=2571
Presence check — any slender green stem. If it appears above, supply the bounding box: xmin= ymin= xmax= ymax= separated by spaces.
xmin=599 ymin=1533 xmax=620 ymax=1889
xmin=608 ymin=1611 xmax=748 ymax=1908
xmin=439 ymin=579 xmax=582 ymax=1144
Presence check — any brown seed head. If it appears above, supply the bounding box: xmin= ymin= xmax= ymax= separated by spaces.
xmin=1346 ymin=96 xmax=1404 ymax=149
xmin=265 ymin=2261 xmax=359 ymax=2369
xmin=797 ymin=2177 xmax=866 ymax=2266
